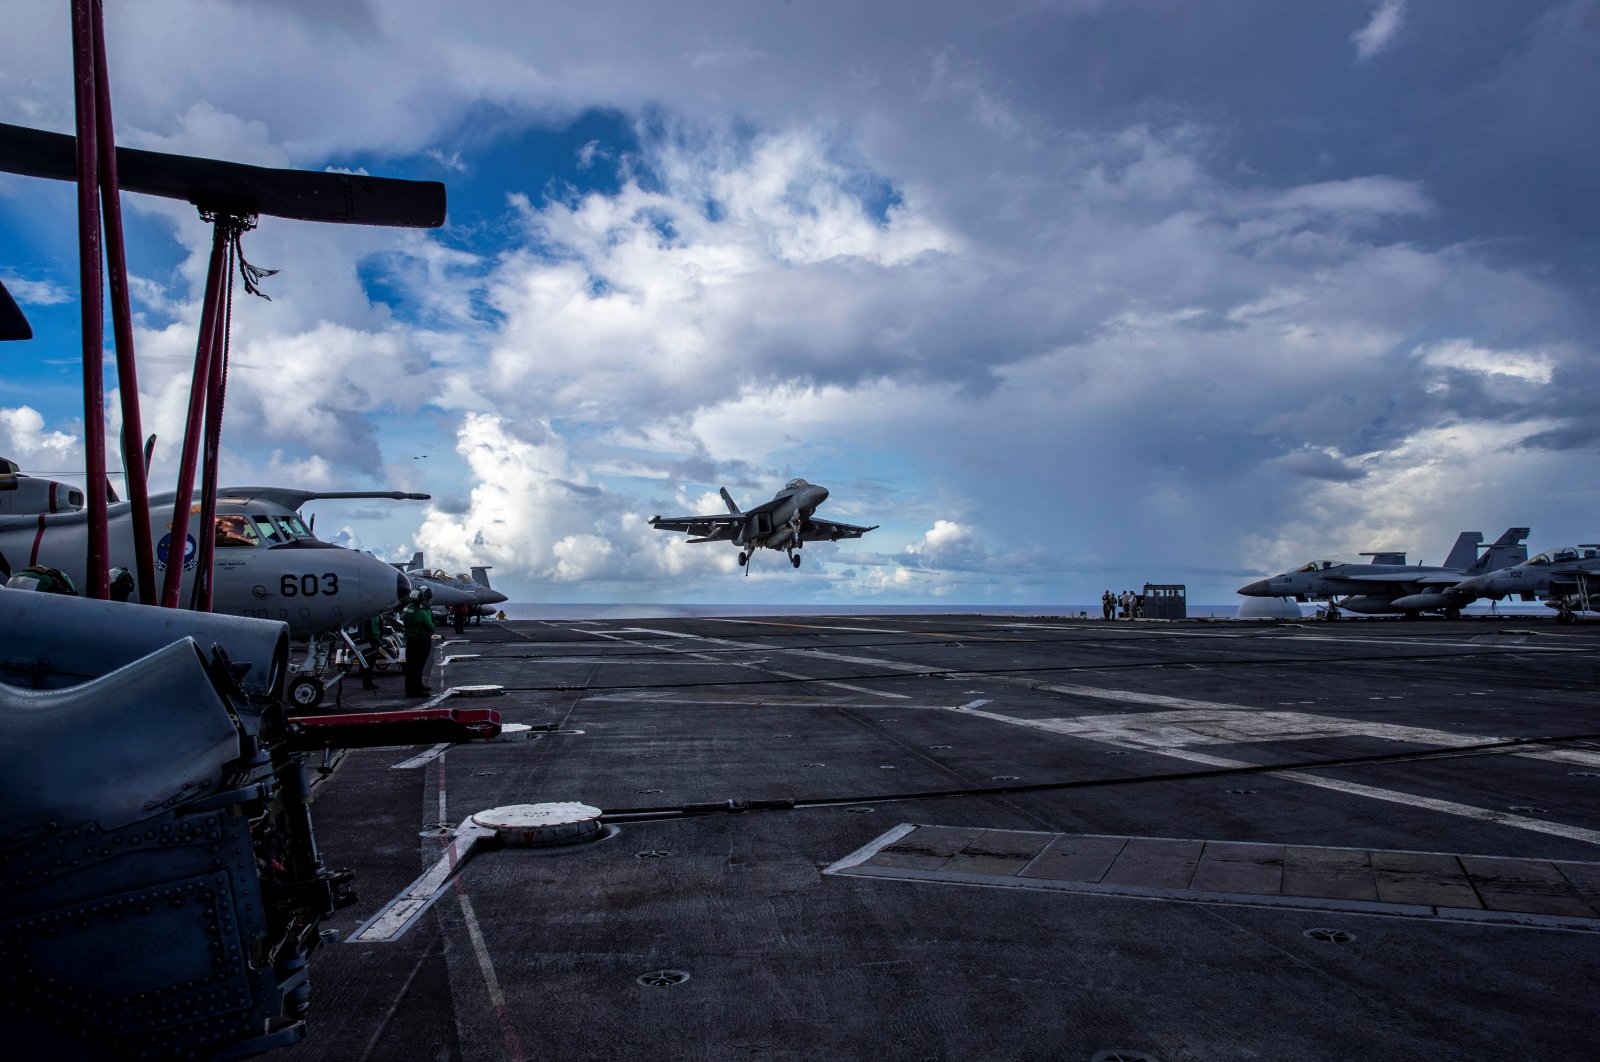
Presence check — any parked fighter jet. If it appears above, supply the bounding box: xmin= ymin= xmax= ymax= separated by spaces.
xmin=1236 ymin=528 xmax=1530 ymax=619
xmin=0 ymin=464 xmax=423 ymax=637
xmin=650 ymin=479 xmax=877 ymax=573
xmin=396 ymin=553 xmax=508 ymax=610
xmin=1448 ymin=544 xmax=1600 ymax=623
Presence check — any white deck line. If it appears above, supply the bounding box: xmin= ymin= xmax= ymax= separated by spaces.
xmin=390 ymin=742 xmax=453 ymax=770
xmin=347 ymin=820 xmax=491 ymax=943
xmin=569 ymin=625 xmax=911 ymax=700
xmin=946 ymin=702 xmax=1600 ymax=847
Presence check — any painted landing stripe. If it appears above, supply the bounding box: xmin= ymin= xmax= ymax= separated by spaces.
xmin=572 ymin=625 xmax=911 ymax=700
xmin=948 ymin=703 xmax=1600 ymax=848
xmin=391 ymin=742 xmax=452 ymax=770
xmin=347 ymin=821 xmax=491 ymax=942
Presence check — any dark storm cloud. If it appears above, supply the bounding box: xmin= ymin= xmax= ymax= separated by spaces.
xmin=1270 ymin=448 xmax=1369 ymax=482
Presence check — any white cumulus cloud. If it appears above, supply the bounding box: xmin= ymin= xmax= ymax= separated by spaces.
xmin=1352 ymin=0 xmax=1406 ymax=62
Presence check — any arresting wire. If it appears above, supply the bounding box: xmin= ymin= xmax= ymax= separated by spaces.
xmin=595 ymin=730 xmax=1600 ymax=822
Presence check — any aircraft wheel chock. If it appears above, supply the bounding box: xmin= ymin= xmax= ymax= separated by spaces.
xmin=289 ymin=676 xmax=325 ymax=710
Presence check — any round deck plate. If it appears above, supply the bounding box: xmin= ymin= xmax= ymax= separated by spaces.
xmin=473 ymin=802 xmax=603 ymax=847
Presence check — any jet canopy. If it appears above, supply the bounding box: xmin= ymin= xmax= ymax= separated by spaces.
xmin=1526 ymin=546 xmax=1600 ymax=566
xmin=784 ymin=478 xmax=809 ymax=490
xmin=212 ymin=510 xmax=315 ymax=548
xmin=1293 ymin=560 xmax=1336 ymax=573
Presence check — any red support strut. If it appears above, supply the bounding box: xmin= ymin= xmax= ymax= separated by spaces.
xmin=69 ymin=0 xmax=110 ymax=600
xmin=192 ymin=228 xmax=235 ymax=612
xmin=159 ymin=220 xmax=229 ymax=609
xmin=89 ymin=0 xmax=156 ymax=605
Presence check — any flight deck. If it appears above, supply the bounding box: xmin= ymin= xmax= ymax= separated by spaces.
xmin=282 ymin=614 xmax=1600 ymax=1062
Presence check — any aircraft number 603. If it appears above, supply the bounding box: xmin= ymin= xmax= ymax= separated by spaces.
xmin=280 ymin=573 xmax=340 ymax=597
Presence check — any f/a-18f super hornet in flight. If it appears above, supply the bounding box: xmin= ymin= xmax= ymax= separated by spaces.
xmin=650 ymin=479 xmax=878 ymax=573
xmin=0 ymin=462 xmax=423 ymax=637
xmin=1449 ymin=544 xmax=1600 ymax=623
xmin=1236 ymin=527 xmax=1530 ymax=619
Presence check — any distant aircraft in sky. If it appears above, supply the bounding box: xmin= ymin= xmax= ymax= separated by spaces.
xmin=1236 ymin=527 xmax=1530 ymax=619
xmin=650 ymin=479 xmax=877 ymax=574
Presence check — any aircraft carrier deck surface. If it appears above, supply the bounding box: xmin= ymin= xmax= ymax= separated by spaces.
xmin=283 ymin=615 xmax=1600 ymax=1062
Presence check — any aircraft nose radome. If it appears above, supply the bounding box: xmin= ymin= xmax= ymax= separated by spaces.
xmin=395 ymin=569 xmax=412 ymax=603
xmin=478 ymin=588 xmax=509 ymax=605
xmin=811 ymin=485 xmax=829 ymax=504
xmin=1237 ymin=579 xmax=1272 ymax=596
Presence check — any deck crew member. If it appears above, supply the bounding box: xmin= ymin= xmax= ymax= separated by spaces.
xmin=401 ymin=588 xmax=435 ymax=697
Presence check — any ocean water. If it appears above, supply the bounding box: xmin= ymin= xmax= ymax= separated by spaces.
xmin=496 ymin=602 xmax=1245 ymax=621
xmin=492 ymin=601 xmax=1559 ymax=622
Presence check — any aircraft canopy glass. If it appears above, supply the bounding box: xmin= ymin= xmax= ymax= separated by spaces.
xmin=1527 ymin=546 xmax=1600 ymax=566
xmin=214 ymin=514 xmax=258 ymax=548
xmin=252 ymin=515 xmax=307 ymax=543
xmin=1293 ymin=561 xmax=1335 ymax=573
xmin=253 ymin=517 xmax=283 ymax=544
xmin=785 ymin=478 xmax=809 ymax=490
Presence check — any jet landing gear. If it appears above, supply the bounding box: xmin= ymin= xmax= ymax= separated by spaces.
xmin=789 ymin=552 xmax=802 ymax=569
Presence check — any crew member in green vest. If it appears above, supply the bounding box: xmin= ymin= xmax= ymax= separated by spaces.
xmin=401 ymin=587 xmax=435 ymax=697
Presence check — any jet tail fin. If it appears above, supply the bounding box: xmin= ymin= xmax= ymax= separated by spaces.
xmin=470 ymin=565 xmax=493 ymax=589
xmin=719 ymin=487 xmax=740 ymax=514
xmin=1472 ymin=527 xmax=1531 ymax=573
xmin=1441 ymin=532 xmax=1483 ymax=570
xmin=406 ymin=551 xmax=424 ymax=571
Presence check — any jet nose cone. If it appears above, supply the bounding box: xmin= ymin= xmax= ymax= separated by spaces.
xmin=479 ymin=589 xmax=509 ymax=605
xmin=810 ymin=485 xmax=829 ymax=505
xmin=1237 ymin=579 xmax=1271 ymax=596
xmin=395 ymin=569 xmax=412 ymax=603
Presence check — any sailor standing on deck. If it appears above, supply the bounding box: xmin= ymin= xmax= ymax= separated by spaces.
xmin=401 ymin=587 xmax=435 ymax=697
xmin=1101 ymin=589 xmax=1114 ymax=620
xmin=356 ymin=609 xmax=386 ymax=691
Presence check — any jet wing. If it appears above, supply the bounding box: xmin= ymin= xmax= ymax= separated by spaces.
xmin=650 ymin=513 xmax=742 ymax=541
xmin=800 ymin=517 xmax=878 ymax=542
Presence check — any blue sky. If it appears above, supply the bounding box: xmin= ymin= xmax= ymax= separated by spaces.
xmin=2 ymin=0 xmax=1597 ymax=604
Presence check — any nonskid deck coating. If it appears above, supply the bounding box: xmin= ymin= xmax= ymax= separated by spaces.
xmin=282 ymin=614 xmax=1600 ymax=1062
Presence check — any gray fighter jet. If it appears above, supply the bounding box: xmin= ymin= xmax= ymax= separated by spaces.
xmin=650 ymin=479 xmax=877 ymax=573
xmin=1236 ymin=527 xmax=1530 ymax=619
xmin=396 ymin=553 xmax=508 ymax=610
xmin=1447 ymin=544 xmax=1600 ymax=623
